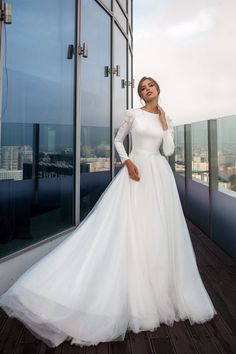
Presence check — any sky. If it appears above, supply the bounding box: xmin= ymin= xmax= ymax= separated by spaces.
xmin=133 ymin=0 xmax=236 ymax=126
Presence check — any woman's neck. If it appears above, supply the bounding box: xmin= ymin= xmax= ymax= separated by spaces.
xmin=143 ymin=101 xmax=159 ymax=113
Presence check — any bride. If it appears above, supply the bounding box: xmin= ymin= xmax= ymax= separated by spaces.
xmin=0 ymin=76 xmax=217 ymax=348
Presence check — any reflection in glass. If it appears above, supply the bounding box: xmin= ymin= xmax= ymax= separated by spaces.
xmin=191 ymin=121 xmax=209 ymax=185
xmin=217 ymin=115 xmax=236 ymax=197
xmin=128 ymin=0 xmax=132 ymax=25
xmin=80 ymin=0 xmax=111 ymax=220
xmin=0 ymin=123 xmax=75 ymax=258
xmin=100 ymin=0 xmax=111 ymax=9
xmin=114 ymin=0 xmax=127 ymax=33
xmin=118 ymin=0 xmax=127 ymax=12
xmin=0 ymin=0 xmax=76 ymax=258
xmin=128 ymin=49 xmax=132 ymax=108
xmin=174 ymin=125 xmax=185 ymax=175
xmin=128 ymin=27 xmax=133 ymax=48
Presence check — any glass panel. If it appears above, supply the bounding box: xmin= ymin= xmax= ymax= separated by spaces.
xmin=128 ymin=49 xmax=132 ymax=108
xmin=174 ymin=125 xmax=185 ymax=175
xmin=114 ymin=0 xmax=127 ymax=33
xmin=128 ymin=0 xmax=132 ymax=24
xmin=118 ymin=0 xmax=127 ymax=12
xmin=80 ymin=0 xmax=111 ymax=220
xmin=128 ymin=27 xmax=133 ymax=46
xmin=191 ymin=121 xmax=209 ymax=185
xmin=113 ymin=25 xmax=127 ymax=172
xmin=217 ymin=115 xmax=236 ymax=197
xmin=0 ymin=0 xmax=76 ymax=258
xmin=100 ymin=0 xmax=111 ymax=10
xmin=212 ymin=189 xmax=236 ymax=259
xmin=186 ymin=179 xmax=210 ymax=235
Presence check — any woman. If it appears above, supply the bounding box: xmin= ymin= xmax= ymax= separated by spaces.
xmin=0 ymin=76 xmax=217 ymax=348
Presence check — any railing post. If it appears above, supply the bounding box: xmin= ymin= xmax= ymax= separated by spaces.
xmin=168 ymin=150 xmax=175 ymax=171
xmin=208 ymin=119 xmax=218 ymax=239
xmin=32 ymin=123 xmax=40 ymax=206
xmin=184 ymin=124 xmax=192 ymax=215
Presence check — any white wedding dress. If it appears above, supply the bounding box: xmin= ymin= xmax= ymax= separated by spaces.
xmin=0 ymin=108 xmax=217 ymax=347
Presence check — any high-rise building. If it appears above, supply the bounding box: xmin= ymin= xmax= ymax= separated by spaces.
xmin=0 ymin=0 xmax=133 ymax=275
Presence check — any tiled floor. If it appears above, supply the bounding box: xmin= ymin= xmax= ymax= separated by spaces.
xmin=0 ymin=218 xmax=235 ymax=354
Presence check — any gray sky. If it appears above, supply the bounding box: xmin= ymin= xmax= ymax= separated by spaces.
xmin=133 ymin=0 xmax=236 ymax=125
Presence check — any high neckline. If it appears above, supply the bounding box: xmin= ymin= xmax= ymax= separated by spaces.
xmin=138 ymin=108 xmax=159 ymax=116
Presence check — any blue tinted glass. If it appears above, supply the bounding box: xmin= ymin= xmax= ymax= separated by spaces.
xmin=118 ymin=0 xmax=127 ymax=12
xmin=80 ymin=0 xmax=111 ymax=220
xmin=114 ymin=1 xmax=127 ymax=33
xmin=114 ymin=25 xmax=127 ymax=172
xmin=191 ymin=121 xmax=209 ymax=185
xmin=175 ymin=125 xmax=185 ymax=175
xmin=217 ymin=115 xmax=236 ymax=196
xmin=100 ymin=0 xmax=111 ymax=9
xmin=0 ymin=0 xmax=76 ymax=257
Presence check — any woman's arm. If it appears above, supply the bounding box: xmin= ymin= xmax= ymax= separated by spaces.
xmin=114 ymin=109 xmax=140 ymax=181
xmin=158 ymin=106 xmax=175 ymax=157
xmin=162 ymin=115 xmax=175 ymax=156
xmin=114 ymin=109 xmax=134 ymax=164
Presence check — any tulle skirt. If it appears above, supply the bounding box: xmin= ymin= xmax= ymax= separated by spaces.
xmin=0 ymin=149 xmax=217 ymax=347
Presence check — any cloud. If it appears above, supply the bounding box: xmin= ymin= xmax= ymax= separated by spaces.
xmin=133 ymin=0 xmax=236 ymax=125
xmin=167 ymin=11 xmax=214 ymax=39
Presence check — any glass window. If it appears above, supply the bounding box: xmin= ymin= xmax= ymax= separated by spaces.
xmin=174 ymin=125 xmax=185 ymax=175
xmin=80 ymin=0 xmax=112 ymax=220
xmin=128 ymin=49 xmax=132 ymax=108
xmin=114 ymin=0 xmax=127 ymax=33
xmin=217 ymin=115 xmax=236 ymax=197
xmin=118 ymin=0 xmax=127 ymax=12
xmin=191 ymin=121 xmax=209 ymax=185
xmin=128 ymin=27 xmax=133 ymax=47
xmin=100 ymin=0 xmax=111 ymax=10
xmin=128 ymin=0 xmax=132 ymax=25
xmin=113 ymin=25 xmax=128 ymax=172
xmin=0 ymin=0 xmax=76 ymax=258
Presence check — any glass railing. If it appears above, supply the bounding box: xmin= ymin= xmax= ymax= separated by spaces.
xmin=191 ymin=120 xmax=209 ymax=185
xmin=172 ymin=114 xmax=236 ymax=261
xmin=174 ymin=125 xmax=185 ymax=176
xmin=173 ymin=115 xmax=236 ymax=196
xmin=217 ymin=115 xmax=236 ymax=196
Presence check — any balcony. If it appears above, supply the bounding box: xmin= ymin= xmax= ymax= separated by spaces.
xmin=169 ymin=115 xmax=236 ymax=261
xmin=0 ymin=116 xmax=236 ymax=351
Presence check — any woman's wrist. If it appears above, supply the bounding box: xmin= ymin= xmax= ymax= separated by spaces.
xmin=124 ymin=159 xmax=131 ymax=166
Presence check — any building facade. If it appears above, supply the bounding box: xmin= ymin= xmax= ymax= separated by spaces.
xmin=0 ymin=0 xmax=133 ymax=281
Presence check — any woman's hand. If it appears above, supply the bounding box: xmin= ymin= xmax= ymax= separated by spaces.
xmin=124 ymin=159 xmax=140 ymax=181
xmin=157 ymin=105 xmax=168 ymax=130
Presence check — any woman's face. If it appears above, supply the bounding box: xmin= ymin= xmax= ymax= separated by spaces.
xmin=140 ymin=79 xmax=159 ymax=102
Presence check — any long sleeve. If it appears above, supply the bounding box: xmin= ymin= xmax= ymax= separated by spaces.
xmin=162 ymin=115 xmax=175 ymax=157
xmin=114 ymin=109 xmax=135 ymax=164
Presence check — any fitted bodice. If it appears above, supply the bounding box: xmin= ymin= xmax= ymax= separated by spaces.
xmin=114 ymin=108 xmax=175 ymax=164
xmin=131 ymin=109 xmax=165 ymax=154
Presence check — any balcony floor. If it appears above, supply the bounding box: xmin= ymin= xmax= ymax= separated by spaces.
xmin=0 ymin=219 xmax=236 ymax=354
